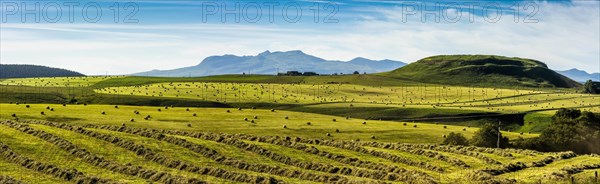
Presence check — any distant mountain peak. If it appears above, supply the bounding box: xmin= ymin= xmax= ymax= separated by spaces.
xmin=258 ymin=50 xmax=271 ymax=56
xmin=133 ymin=50 xmax=406 ymax=77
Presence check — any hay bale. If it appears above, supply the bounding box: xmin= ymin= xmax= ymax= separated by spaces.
xmin=40 ymin=112 xmax=45 ymax=115
xmin=371 ymin=136 xmax=376 ymax=139
xmin=101 ymin=111 xmax=106 ymax=115
xmin=284 ymin=116 xmax=289 ymax=119
xmin=403 ymin=123 xmax=407 ymax=126
xmin=335 ymin=129 xmax=340 ymax=133
xmin=326 ymin=133 xmax=331 ymax=136
xmin=114 ymin=105 xmax=118 ymax=108
xmin=362 ymin=122 xmax=366 ymax=125
xmin=130 ymin=119 xmax=135 ymax=122
xmin=306 ymin=122 xmax=311 ymax=125
xmin=25 ymin=105 xmax=30 ymax=108
xmin=193 ymin=113 xmax=197 ymax=117
xmin=332 ymin=119 xmax=336 ymax=122
xmin=187 ymin=124 xmax=192 ymax=127
xmin=270 ymin=109 xmax=275 ymax=112
xmin=283 ymin=125 xmax=287 ymax=128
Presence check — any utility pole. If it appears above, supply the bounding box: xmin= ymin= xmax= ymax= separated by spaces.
xmin=497 ymin=121 xmax=501 ymax=148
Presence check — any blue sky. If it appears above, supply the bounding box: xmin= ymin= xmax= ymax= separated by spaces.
xmin=1 ymin=0 xmax=599 ymax=75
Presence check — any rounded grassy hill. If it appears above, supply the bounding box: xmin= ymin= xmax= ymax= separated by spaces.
xmin=384 ymin=55 xmax=581 ymax=88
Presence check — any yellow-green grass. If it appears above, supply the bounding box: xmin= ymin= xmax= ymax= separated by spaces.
xmin=86 ymin=128 xmax=312 ymax=184
xmin=0 ymin=103 xmax=537 ymax=143
xmin=93 ymin=82 xmax=600 ymax=118
xmin=0 ymin=124 xmax=146 ymax=183
xmin=240 ymin=140 xmax=383 ymax=183
xmin=498 ymin=155 xmax=600 ymax=183
xmin=95 ymin=82 xmax=548 ymax=105
xmin=0 ymin=76 xmax=122 ymax=87
xmin=27 ymin=124 xmax=239 ymax=183
xmin=0 ymin=158 xmax=64 ymax=184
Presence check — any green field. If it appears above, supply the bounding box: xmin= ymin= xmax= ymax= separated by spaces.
xmin=1 ymin=75 xmax=599 ymax=183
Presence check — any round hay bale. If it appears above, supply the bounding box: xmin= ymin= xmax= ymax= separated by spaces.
xmin=362 ymin=122 xmax=366 ymax=125
xmin=306 ymin=122 xmax=311 ymax=125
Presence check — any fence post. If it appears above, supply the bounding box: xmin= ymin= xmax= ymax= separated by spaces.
xmin=595 ymin=171 xmax=598 ymax=183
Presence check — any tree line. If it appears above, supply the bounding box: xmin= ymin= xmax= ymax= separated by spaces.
xmin=0 ymin=64 xmax=85 ymax=79
xmin=444 ymin=108 xmax=600 ymax=154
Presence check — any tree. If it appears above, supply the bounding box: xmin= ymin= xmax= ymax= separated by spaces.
xmin=353 ymin=71 xmax=360 ymax=75
xmin=470 ymin=123 xmax=510 ymax=148
xmin=517 ymin=109 xmax=600 ymax=154
xmin=443 ymin=132 xmax=469 ymax=146
xmin=552 ymin=108 xmax=581 ymax=122
xmin=583 ymin=80 xmax=600 ymax=94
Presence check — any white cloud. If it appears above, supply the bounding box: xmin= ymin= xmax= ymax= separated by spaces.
xmin=0 ymin=1 xmax=598 ymax=75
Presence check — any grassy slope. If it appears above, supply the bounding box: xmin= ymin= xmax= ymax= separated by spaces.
xmin=0 ymin=104 xmax=536 ymax=143
xmin=2 ymin=120 xmax=597 ymax=184
xmin=384 ymin=55 xmax=581 ymax=88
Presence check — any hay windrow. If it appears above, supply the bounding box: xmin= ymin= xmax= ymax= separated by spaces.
xmin=0 ymin=175 xmax=27 ymax=184
xmin=0 ymin=120 xmax=206 ymax=184
xmin=0 ymin=142 xmax=113 ymax=184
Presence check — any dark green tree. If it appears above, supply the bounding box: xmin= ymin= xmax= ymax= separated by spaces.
xmin=519 ymin=109 xmax=600 ymax=154
xmin=443 ymin=132 xmax=469 ymax=146
xmin=470 ymin=123 xmax=510 ymax=148
xmin=583 ymin=80 xmax=600 ymax=94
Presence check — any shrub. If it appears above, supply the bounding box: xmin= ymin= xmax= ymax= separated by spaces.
xmin=443 ymin=132 xmax=469 ymax=146
xmin=470 ymin=123 xmax=509 ymax=148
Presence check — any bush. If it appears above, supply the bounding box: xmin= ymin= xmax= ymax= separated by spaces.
xmin=443 ymin=132 xmax=469 ymax=146
xmin=470 ymin=123 xmax=509 ymax=148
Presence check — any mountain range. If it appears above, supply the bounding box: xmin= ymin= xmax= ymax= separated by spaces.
xmin=133 ymin=50 xmax=407 ymax=77
xmin=556 ymin=68 xmax=599 ymax=82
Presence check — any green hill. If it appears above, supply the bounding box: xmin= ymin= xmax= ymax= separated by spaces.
xmin=385 ymin=55 xmax=581 ymax=88
xmin=0 ymin=64 xmax=85 ymax=79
